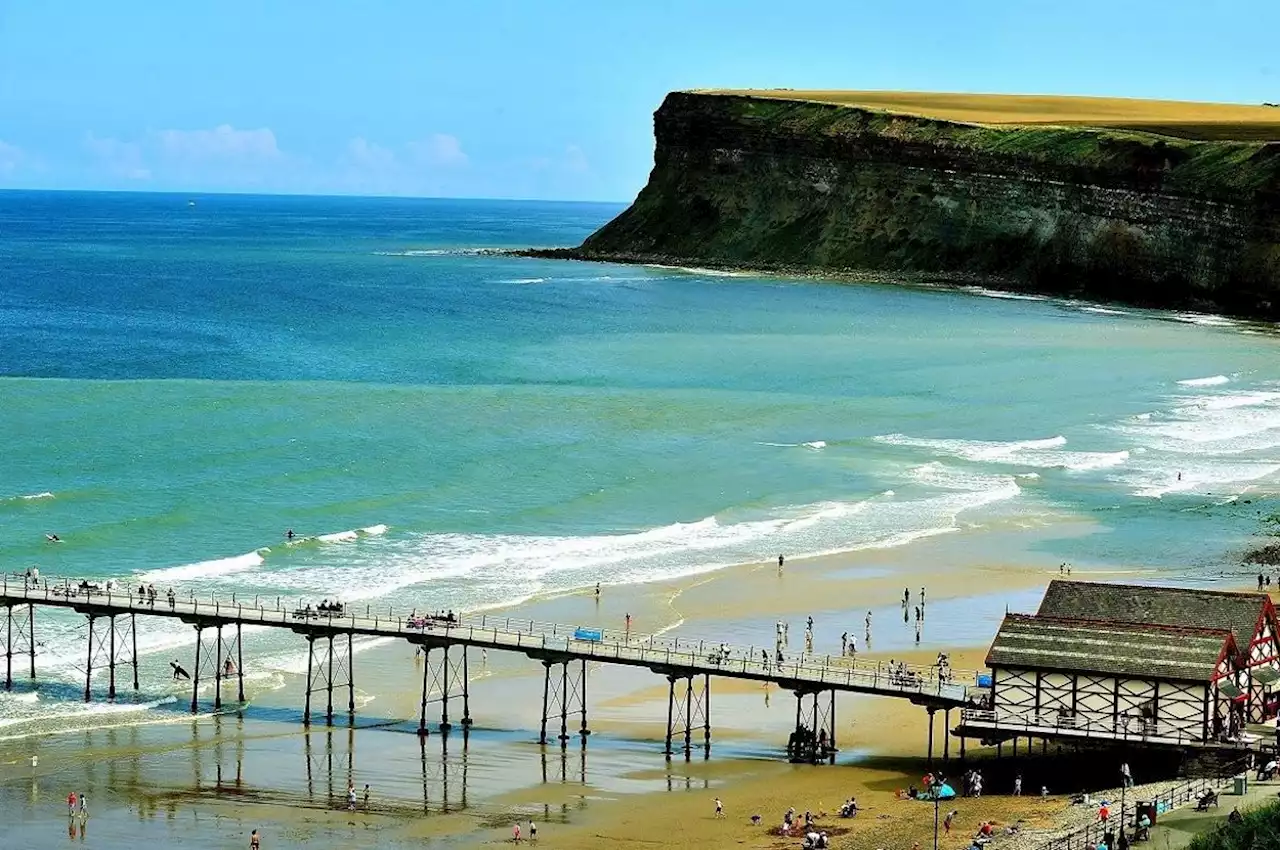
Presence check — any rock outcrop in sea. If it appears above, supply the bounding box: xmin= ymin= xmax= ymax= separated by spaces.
xmin=538 ymin=91 xmax=1280 ymax=318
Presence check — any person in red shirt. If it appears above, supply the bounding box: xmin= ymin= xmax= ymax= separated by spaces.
xmin=67 ymin=792 xmax=77 ymax=817
xmin=1099 ymin=803 xmax=1110 ymax=822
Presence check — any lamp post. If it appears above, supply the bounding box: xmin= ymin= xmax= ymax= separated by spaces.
xmin=933 ymin=785 xmax=941 ymax=850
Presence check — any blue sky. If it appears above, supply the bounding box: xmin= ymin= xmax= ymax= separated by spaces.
xmin=0 ymin=1 xmax=1276 ymax=201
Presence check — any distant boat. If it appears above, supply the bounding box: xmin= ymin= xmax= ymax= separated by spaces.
xmin=187 ymin=200 xmax=197 ymax=207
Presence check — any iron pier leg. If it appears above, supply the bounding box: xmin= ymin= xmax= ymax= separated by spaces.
xmin=461 ymin=646 xmax=472 ymax=727
xmin=325 ymin=635 xmax=335 ymax=724
xmin=347 ymin=632 xmax=354 ymax=717
xmin=559 ymin=661 xmax=569 ymax=745
xmin=1013 ymin=735 xmax=1018 ymax=759
xmin=418 ymin=647 xmax=431 ymax=737
xmin=440 ymin=646 xmax=452 ymax=731
xmin=214 ymin=624 xmax=224 ymax=710
xmin=539 ymin=660 xmax=552 ymax=745
xmin=131 ymin=613 xmax=139 ymax=691
xmin=84 ymin=615 xmax=95 ymax=702
xmin=108 ymin=614 xmax=117 ymax=700
xmin=684 ymin=675 xmax=694 ymax=758
xmin=704 ymin=674 xmax=712 ymax=758
xmin=664 ymin=675 xmax=676 ymax=758
xmin=28 ymin=605 xmax=35 ymax=680
xmin=5 ymin=604 xmax=12 ymax=690
xmin=927 ymin=708 xmax=935 ymax=765
xmin=191 ymin=626 xmax=203 ymax=714
xmin=237 ymin=622 xmax=245 ymax=703
xmin=579 ymin=659 xmax=589 ymax=738
xmin=944 ymin=708 xmax=951 ymax=762
xmin=303 ymin=635 xmax=314 ymax=726
xmin=829 ymin=690 xmax=837 ymax=765
xmin=812 ymin=692 xmax=821 ymax=765
xmin=793 ymin=690 xmax=803 ymax=761
xmin=960 ymin=734 xmax=966 ymax=761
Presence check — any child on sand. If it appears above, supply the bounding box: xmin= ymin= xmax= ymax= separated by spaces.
xmin=513 ymin=823 xmax=522 ymax=842
xmin=715 ymin=797 xmax=724 ymax=817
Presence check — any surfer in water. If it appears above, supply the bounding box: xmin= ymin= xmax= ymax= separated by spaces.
xmin=46 ymin=533 xmax=61 ymax=543
xmin=286 ymin=529 xmax=295 ymax=540
xmin=171 ymin=660 xmax=191 ymax=681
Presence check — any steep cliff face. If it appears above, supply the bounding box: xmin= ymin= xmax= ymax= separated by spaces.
xmin=570 ymin=92 xmax=1280 ymax=317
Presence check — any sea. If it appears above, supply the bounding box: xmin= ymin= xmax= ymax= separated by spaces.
xmin=3 ymin=189 xmax=1280 ymax=735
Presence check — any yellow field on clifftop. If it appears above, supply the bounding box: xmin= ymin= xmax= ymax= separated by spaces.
xmin=701 ymin=89 xmax=1280 ymax=141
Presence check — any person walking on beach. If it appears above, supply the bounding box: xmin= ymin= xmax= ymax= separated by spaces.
xmin=841 ymin=632 xmax=848 ymax=655
xmin=1121 ymin=762 xmax=1132 ymax=788
xmin=529 ymin=819 xmax=537 ymax=841
xmin=67 ymin=791 xmax=76 ymax=817
xmin=78 ymin=791 xmax=87 ymax=817
xmin=865 ymin=610 xmax=872 ymax=640
xmin=347 ymin=781 xmax=357 ymax=810
xmin=250 ymin=829 xmax=261 ymax=849
xmin=513 ymin=822 xmax=522 ymax=843
xmin=920 ymin=587 xmax=925 ymax=612
xmin=1014 ymin=774 xmax=1022 ymax=796
xmin=715 ymin=797 xmax=724 ymax=817
xmin=914 ymin=620 xmax=921 ymax=644
xmin=848 ymin=634 xmax=857 ymax=656
xmin=625 ymin=612 xmax=631 ymax=637
xmin=778 ymin=554 xmax=785 ymax=572
xmin=944 ymin=810 xmax=956 ymax=835
xmin=594 ymin=582 xmax=600 ymax=601
xmin=904 ymin=587 xmax=910 ymax=606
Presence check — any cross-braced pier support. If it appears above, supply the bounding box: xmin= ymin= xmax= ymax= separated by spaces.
xmin=539 ymin=658 xmax=588 ymax=747
xmin=788 ymin=688 xmax=836 ymax=764
xmin=303 ymin=631 xmax=354 ymax=726
xmin=663 ymin=673 xmax=711 ymax=760
xmin=189 ymin=622 xmax=246 ymax=712
xmin=2 ymin=603 xmax=36 ymax=689
xmin=83 ymin=612 xmax=138 ymax=701
xmin=414 ymin=642 xmax=471 ymax=736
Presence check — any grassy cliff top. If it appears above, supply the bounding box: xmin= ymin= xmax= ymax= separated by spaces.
xmin=697 ymin=89 xmax=1280 ymax=141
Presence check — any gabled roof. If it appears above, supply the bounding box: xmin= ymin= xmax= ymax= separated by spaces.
xmin=987 ymin=613 xmax=1233 ymax=682
xmin=1037 ymin=580 xmax=1267 ymax=647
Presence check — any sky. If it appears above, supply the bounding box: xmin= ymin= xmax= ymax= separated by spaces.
xmin=1 ymin=1 xmax=1277 ymax=202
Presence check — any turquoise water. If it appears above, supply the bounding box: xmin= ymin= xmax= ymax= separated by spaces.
xmin=3 ymin=190 xmax=1280 ymax=725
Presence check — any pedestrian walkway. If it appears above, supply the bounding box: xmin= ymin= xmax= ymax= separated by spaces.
xmin=1149 ymin=777 xmax=1279 ymax=850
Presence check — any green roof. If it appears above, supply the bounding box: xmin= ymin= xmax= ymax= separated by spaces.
xmin=1037 ymin=581 xmax=1266 ymax=646
xmin=988 ymin=614 xmax=1230 ymax=681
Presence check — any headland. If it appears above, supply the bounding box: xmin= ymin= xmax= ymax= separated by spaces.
xmin=527 ymin=90 xmax=1280 ymax=319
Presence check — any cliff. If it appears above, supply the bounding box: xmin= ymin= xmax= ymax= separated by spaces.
xmin=554 ymin=91 xmax=1280 ymax=317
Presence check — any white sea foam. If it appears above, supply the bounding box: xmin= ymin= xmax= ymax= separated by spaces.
xmin=247 ymin=470 xmax=1020 ymax=609
xmin=875 ymin=433 xmax=1128 ymax=472
xmin=1081 ymin=306 xmax=1130 ymax=316
xmin=373 ymin=248 xmax=485 ymax=257
xmin=643 ymin=263 xmax=749 ymax=278
xmin=317 ymin=530 xmax=358 ymax=543
xmin=20 ymin=491 xmax=54 ymax=500
xmin=361 ymin=524 xmax=389 ymax=536
xmin=962 ymin=287 xmax=1049 ymax=302
xmin=1171 ymin=312 xmax=1239 ymax=328
xmin=1177 ymin=375 xmax=1230 ymax=387
xmin=803 ymin=441 xmax=827 ymax=450
xmin=500 ymin=277 xmax=547 ymax=284
xmin=137 ymin=550 xmax=266 ymax=583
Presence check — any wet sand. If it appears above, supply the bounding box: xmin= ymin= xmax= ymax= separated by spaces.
xmin=0 ymin=516 xmax=1230 ymax=848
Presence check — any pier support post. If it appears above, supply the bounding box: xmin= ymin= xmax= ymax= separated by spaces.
xmin=28 ymin=604 xmax=35 ymax=680
xmin=84 ymin=614 xmax=95 ymax=702
xmin=237 ymin=622 xmax=245 ymax=703
xmin=788 ymin=687 xmax=836 ymax=764
xmin=419 ymin=647 xmax=432 ymax=737
xmin=944 ymin=708 xmax=951 ymax=762
xmin=325 ymin=635 xmax=335 ymax=723
xmin=461 ymin=646 xmax=472 ymax=727
xmin=927 ymin=707 xmax=936 ymax=766
xmin=214 ymin=624 xmax=224 ymax=710
xmin=108 ymin=613 xmax=117 ymax=700
xmin=662 ymin=674 xmax=710 ymax=760
xmin=347 ymin=632 xmax=354 ymax=717
xmin=0 ymin=604 xmax=37 ymax=686
xmin=441 ymin=644 xmax=453 ymax=732
xmin=192 ymin=625 xmax=204 ymax=713
xmin=4 ymin=602 xmax=11 ymax=690
xmin=536 ymin=656 xmax=587 ymax=747
xmin=131 ymin=613 xmax=139 ymax=691
xmin=539 ymin=659 xmax=552 ymax=745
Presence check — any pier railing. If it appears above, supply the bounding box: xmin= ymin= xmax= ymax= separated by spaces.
xmin=959 ymin=708 xmax=1243 ymax=748
xmin=1 ymin=578 xmax=971 ymax=703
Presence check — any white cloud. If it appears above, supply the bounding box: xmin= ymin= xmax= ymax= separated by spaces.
xmin=83 ymin=134 xmax=151 ymax=180
xmin=408 ymin=133 xmax=468 ymax=167
xmin=0 ymin=140 xmax=23 ymax=175
xmin=344 ymin=136 xmax=398 ymax=171
xmin=157 ymin=125 xmax=280 ymax=161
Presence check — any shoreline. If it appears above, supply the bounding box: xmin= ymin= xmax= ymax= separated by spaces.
xmin=507 ymin=247 xmax=1280 ymax=326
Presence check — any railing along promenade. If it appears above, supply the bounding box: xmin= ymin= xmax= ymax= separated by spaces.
xmin=0 ymin=577 xmax=971 ymax=704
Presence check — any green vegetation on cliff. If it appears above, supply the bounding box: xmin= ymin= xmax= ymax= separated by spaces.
xmin=558 ymin=91 xmax=1280 ymax=319
xmin=1187 ymin=799 xmax=1280 ymax=850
